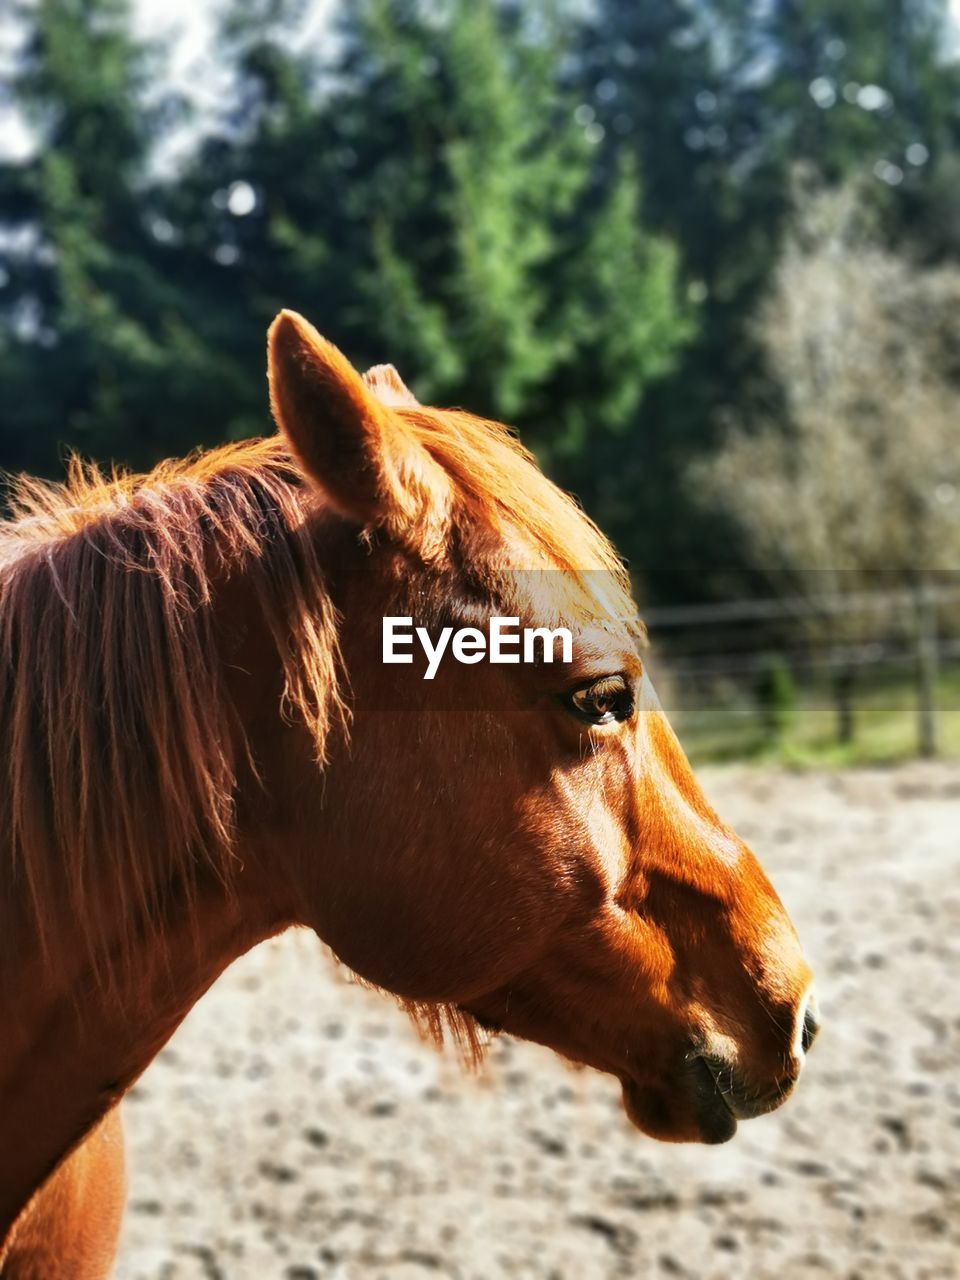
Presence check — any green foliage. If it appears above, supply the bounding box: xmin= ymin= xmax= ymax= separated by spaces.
xmin=2 ymin=0 xmax=960 ymax=615
xmin=574 ymin=0 xmax=960 ymax=590
xmin=543 ymin=151 xmax=693 ymax=454
xmin=0 ymin=0 xmax=692 ymax=476
xmin=0 ymin=0 xmax=196 ymax=470
xmin=755 ymin=654 xmax=798 ymax=741
xmin=194 ymin=0 xmax=693 ymax=454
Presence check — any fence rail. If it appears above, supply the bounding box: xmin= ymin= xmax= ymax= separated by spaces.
xmin=642 ymin=584 xmax=960 ymax=628
xmin=643 ymin=582 xmax=959 ymax=759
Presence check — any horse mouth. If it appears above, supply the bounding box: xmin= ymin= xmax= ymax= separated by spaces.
xmin=684 ymin=1055 xmax=740 ymax=1143
xmin=620 ymin=1058 xmax=738 ymax=1145
xmin=696 ymin=1054 xmax=798 ymax=1123
xmin=619 ymin=1048 xmax=802 ymax=1145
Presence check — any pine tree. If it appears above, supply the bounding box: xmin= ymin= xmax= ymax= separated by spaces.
xmin=582 ymin=0 xmax=960 ymax=301
xmin=0 ymin=0 xmax=193 ymax=473
xmin=189 ymin=0 xmax=691 ymax=458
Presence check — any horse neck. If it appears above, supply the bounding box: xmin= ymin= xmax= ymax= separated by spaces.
xmin=0 ymin=858 xmax=289 ymax=1239
xmin=0 ymin=487 xmax=345 ymax=1236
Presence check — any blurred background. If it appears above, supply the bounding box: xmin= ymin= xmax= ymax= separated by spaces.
xmin=2 ymin=6 xmax=960 ymax=1278
xmin=2 ymin=0 xmax=960 ymax=764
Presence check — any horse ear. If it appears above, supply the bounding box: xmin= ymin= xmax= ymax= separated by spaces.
xmin=267 ymin=311 xmax=449 ymax=542
xmin=362 ymin=363 xmax=420 ymax=408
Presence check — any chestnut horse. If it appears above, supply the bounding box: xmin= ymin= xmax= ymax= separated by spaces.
xmin=0 ymin=312 xmax=818 ymax=1276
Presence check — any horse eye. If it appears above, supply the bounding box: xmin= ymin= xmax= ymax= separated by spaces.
xmin=567 ymin=675 xmax=634 ymax=725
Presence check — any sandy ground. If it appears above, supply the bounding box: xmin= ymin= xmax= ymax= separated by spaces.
xmin=114 ymin=764 xmax=960 ymax=1280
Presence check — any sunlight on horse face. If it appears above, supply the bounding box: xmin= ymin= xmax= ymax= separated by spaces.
xmin=268 ymin=312 xmax=817 ymax=1146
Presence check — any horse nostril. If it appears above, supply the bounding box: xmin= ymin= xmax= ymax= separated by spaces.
xmin=801 ymin=1005 xmax=821 ymax=1054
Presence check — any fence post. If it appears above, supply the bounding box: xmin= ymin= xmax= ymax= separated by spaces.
xmin=914 ymin=579 xmax=939 ymax=759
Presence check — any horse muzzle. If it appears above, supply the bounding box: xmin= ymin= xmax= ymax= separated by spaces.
xmin=693 ymin=1053 xmax=794 ymax=1125
xmin=619 ymin=1060 xmax=739 ymax=1145
xmin=692 ymin=998 xmax=821 ymax=1132
xmin=621 ymin=1054 xmax=790 ymax=1146
xmin=621 ymin=999 xmax=821 ymax=1145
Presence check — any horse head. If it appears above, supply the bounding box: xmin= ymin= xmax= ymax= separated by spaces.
xmin=265 ymin=311 xmax=818 ymax=1144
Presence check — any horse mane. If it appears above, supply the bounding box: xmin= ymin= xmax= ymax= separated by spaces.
xmin=0 ymin=436 xmax=345 ymax=987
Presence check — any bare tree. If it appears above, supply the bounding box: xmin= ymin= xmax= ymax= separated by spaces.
xmin=694 ymin=180 xmax=960 ymax=746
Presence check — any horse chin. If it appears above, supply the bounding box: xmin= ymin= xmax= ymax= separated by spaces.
xmin=620 ymin=1063 xmax=739 ymax=1146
